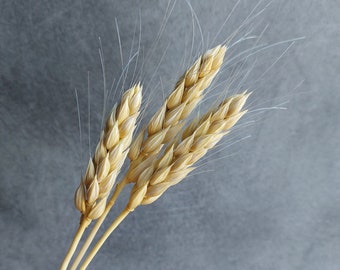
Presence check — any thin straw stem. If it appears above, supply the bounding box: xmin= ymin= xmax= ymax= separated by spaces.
xmin=80 ymin=208 xmax=131 ymax=270
xmin=70 ymin=179 xmax=127 ymax=270
xmin=59 ymin=218 xmax=91 ymax=270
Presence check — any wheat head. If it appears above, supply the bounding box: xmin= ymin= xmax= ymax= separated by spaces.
xmin=126 ymin=45 xmax=227 ymax=185
xmin=126 ymin=91 xmax=250 ymax=210
xmin=74 ymin=84 xmax=142 ymax=220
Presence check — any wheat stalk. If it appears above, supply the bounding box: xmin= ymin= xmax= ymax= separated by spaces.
xmin=60 ymin=84 xmax=142 ymax=270
xmin=80 ymin=91 xmax=250 ymax=269
xmin=68 ymin=45 xmax=227 ymax=270
xmin=66 ymin=45 xmax=232 ymax=269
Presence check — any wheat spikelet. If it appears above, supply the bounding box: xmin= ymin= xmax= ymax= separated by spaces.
xmin=74 ymin=84 xmax=142 ymax=220
xmin=126 ymin=91 xmax=250 ymax=210
xmin=126 ymin=45 xmax=227 ymax=184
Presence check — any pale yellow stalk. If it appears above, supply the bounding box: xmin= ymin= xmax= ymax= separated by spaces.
xmin=60 ymin=84 xmax=142 ymax=270
xmin=69 ymin=45 xmax=227 ymax=269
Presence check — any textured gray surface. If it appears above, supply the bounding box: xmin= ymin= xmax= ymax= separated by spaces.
xmin=0 ymin=0 xmax=339 ymax=269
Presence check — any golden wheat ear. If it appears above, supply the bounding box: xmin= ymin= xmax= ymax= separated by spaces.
xmin=127 ymin=91 xmax=251 ymax=209
xmin=126 ymin=45 xmax=227 ymax=184
xmin=74 ymin=83 xmax=142 ymax=220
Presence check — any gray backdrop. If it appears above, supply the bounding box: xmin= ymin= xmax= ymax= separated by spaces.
xmin=1 ymin=0 xmax=339 ymax=269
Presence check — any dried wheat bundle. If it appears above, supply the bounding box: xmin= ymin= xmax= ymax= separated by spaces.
xmin=67 ymin=46 xmax=227 ymax=270
xmin=62 ymin=44 xmax=252 ymax=270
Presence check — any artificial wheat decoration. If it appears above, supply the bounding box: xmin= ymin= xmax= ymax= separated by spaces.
xmin=60 ymin=84 xmax=142 ymax=270
xmin=80 ymin=91 xmax=250 ymax=269
xmin=68 ymin=45 xmax=227 ymax=269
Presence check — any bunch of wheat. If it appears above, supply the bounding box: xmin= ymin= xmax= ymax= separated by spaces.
xmin=60 ymin=44 xmax=250 ymax=270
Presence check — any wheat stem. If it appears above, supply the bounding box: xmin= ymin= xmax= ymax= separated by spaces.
xmin=62 ymin=46 xmax=231 ymax=268
xmin=79 ymin=208 xmax=131 ymax=270
xmin=66 ymin=84 xmax=141 ymax=269
xmin=59 ymin=218 xmax=91 ymax=270
xmin=69 ymin=179 xmax=128 ymax=270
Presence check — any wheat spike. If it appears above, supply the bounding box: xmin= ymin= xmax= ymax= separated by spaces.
xmin=126 ymin=91 xmax=250 ymax=210
xmin=74 ymin=84 xmax=142 ymax=220
xmin=126 ymin=45 xmax=227 ymax=184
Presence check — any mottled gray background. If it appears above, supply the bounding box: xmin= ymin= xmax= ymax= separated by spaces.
xmin=0 ymin=0 xmax=339 ymax=269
